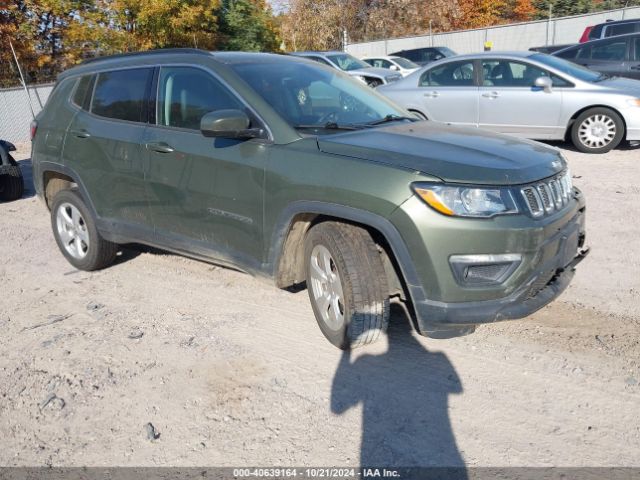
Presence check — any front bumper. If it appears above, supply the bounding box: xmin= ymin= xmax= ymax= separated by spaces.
xmin=413 ymin=245 xmax=588 ymax=338
xmin=390 ymin=188 xmax=588 ymax=338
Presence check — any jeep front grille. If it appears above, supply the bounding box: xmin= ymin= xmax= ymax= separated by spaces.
xmin=521 ymin=172 xmax=573 ymax=218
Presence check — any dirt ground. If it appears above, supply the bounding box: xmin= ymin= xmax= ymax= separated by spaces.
xmin=1 ymin=141 xmax=639 ymax=468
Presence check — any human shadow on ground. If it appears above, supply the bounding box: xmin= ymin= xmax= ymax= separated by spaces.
xmin=331 ymin=303 xmax=467 ymax=479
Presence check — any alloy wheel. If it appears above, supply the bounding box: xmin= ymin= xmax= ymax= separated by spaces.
xmin=56 ymin=202 xmax=90 ymax=259
xmin=309 ymin=245 xmax=345 ymax=330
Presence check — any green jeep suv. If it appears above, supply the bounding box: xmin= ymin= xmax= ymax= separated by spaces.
xmin=31 ymin=49 xmax=588 ymax=349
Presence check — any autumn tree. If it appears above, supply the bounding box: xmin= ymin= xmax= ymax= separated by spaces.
xmin=217 ymin=0 xmax=280 ymax=51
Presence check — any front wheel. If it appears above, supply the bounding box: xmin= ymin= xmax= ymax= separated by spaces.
xmin=571 ymin=107 xmax=624 ymax=154
xmin=304 ymin=222 xmax=390 ymax=349
xmin=50 ymin=189 xmax=118 ymax=271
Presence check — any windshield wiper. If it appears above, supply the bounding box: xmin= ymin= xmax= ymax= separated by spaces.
xmin=362 ymin=114 xmax=418 ymax=126
xmin=293 ymin=122 xmax=360 ymax=131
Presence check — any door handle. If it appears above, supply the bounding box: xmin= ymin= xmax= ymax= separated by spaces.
xmin=482 ymin=91 xmax=499 ymax=99
xmin=70 ymin=129 xmax=90 ymax=138
xmin=423 ymin=91 xmax=440 ymax=98
xmin=145 ymin=142 xmax=175 ymax=154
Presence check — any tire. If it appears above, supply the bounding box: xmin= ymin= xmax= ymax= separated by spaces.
xmin=0 ymin=156 xmax=24 ymax=201
xmin=366 ymin=79 xmax=383 ymax=88
xmin=304 ymin=222 xmax=390 ymax=349
xmin=571 ymin=107 xmax=624 ymax=154
xmin=50 ymin=189 xmax=118 ymax=271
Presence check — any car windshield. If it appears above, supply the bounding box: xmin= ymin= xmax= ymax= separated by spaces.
xmin=326 ymin=54 xmax=372 ymax=71
xmin=391 ymin=57 xmax=419 ymax=69
xmin=530 ymin=53 xmax=602 ymax=82
xmin=230 ymin=60 xmax=409 ymax=133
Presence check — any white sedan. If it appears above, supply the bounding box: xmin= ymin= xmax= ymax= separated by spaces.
xmin=362 ymin=56 xmax=421 ymax=77
xmin=378 ymin=51 xmax=640 ymax=153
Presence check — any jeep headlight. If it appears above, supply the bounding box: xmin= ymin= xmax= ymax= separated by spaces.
xmin=413 ymin=183 xmax=519 ymax=218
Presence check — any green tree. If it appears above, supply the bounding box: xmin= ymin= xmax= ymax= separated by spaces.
xmin=217 ymin=0 xmax=280 ymax=51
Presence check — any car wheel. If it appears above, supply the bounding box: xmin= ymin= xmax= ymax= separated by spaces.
xmin=0 ymin=156 xmax=24 ymax=202
xmin=571 ymin=107 xmax=624 ymax=154
xmin=50 ymin=189 xmax=118 ymax=271
xmin=304 ymin=222 xmax=390 ymax=349
xmin=366 ymin=79 xmax=383 ymax=88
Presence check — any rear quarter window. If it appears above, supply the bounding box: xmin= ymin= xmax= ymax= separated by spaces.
xmin=91 ymin=68 xmax=152 ymax=122
xmin=71 ymin=75 xmax=95 ymax=110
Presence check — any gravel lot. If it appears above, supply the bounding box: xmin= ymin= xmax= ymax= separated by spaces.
xmin=1 ymin=141 xmax=639 ymax=468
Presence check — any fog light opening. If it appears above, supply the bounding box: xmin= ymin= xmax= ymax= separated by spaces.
xmin=450 ymin=254 xmax=522 ymax=287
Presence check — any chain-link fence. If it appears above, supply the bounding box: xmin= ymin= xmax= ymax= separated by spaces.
xmin=346 ymin=6 xmax=640 ymax=57
xmin=0 ymin=83 xmax=54 ymax=144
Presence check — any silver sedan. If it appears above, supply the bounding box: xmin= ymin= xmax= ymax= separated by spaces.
xmin=378 ymin=51 xmax=640 ymax=153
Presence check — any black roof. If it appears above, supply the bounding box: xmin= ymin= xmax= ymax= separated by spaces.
xmin=59 ymin=49 xmax=298 ymax=79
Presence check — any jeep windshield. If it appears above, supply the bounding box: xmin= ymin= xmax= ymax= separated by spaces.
xmin=230 ymin=61 xmax=410 ymax=133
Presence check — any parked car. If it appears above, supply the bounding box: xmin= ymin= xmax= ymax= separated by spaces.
xmin=290 ymin=51 xmax=402 ymax=87
xmin=0 ymin=139 xmax=24 ymax=201
xmin=529 ymin=44 xmax=577 ymax=54
xmin=579 ymin=17 xmax=640 ymax=43
xmin=378 ymin=51 xmax=640 ymax=153
xmin=389 ymin=46 xmax=457 ymax=66
xmin=553 ymin=33 xmax=640 ymax=80
xmin=362 ymin=55 xmax=420 ymax=76
xmin=32 ymin=48 xmax=588 ymax=349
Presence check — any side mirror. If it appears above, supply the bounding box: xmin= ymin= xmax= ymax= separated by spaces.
xmin=200 ymin=109 xmax=264 ymax=139
xmin=534 ymin=76 xmax=553 ymax=92
xmin=390 ymin=65 xmax=399 ymax=71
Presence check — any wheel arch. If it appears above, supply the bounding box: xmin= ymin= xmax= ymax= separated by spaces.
xmin=407 ymin=108 xmax=428 ymax=120
xmin=39 ymin=163 xmax=96 ymax=215
xmin=566 ymin=104 xmax=627 ymax=141
xmin=269 ymin=202 xmax=422 ymax=302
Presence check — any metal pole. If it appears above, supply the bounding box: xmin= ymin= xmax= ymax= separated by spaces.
xmin=9 ymin=40 xmax=36 ymax=120
xmin=429 ymin=20 xmax=433 ymax=47
xmin=545 ymin=4 xmax=552 ymax=46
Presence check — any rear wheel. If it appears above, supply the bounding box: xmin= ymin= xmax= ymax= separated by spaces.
xmin=0 ymin=156 xmax=24 ymax=201
xmin=50 ymin=189 xmax=118 ymax=271
xmin=571 ymin=107 xmax=624 ymax=154
xmin=304 ymin=222 xmax=389 ymax=349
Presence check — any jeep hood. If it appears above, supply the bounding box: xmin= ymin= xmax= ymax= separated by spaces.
xmin=316 ymin=121 xmax=565 ymax=185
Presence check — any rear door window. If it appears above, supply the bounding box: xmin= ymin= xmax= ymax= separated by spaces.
xmin=605 ymin=23 xmax=637 ymax=37
xmin=157 ymin=67 xmax=243 ymax=131
xmin=591 ymin=40 xmax=627 ymax=61
xmin=91 ymin=68 xmax=152 ymax=122
xmin=420 ymin=61 xmax=475 ymax=86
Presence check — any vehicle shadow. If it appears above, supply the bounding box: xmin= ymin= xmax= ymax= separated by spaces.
xmin=331 ymin=303 xmax=467 ymax=478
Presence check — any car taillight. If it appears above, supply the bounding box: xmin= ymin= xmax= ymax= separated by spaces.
xmin=30 ymin=120 xmax=38 ymax=141
xmin=579 ymin=26 xmax=593 ymax=43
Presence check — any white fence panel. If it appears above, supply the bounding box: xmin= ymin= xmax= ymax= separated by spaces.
xmin=346 ymin=6 xmax=640 ymax=57
xmin=0 ymin=83 xmax=54 ymax=144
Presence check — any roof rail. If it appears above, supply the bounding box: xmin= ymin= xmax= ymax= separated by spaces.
xmin=81 ymin=48 xmax=211 ymax=65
